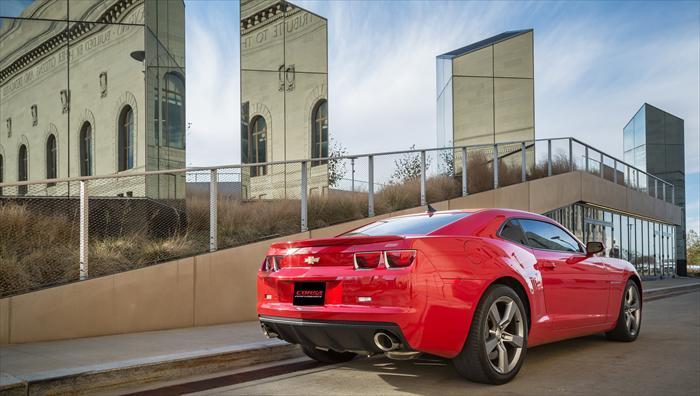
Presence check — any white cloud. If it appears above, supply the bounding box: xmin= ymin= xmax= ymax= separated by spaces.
xmin=323 ymin=1 xmax=516 ymax=155
xmin=536 ymin=19 xmax=700 ymax=173
xmin=184 ymin=0 xmax=699 ymax=229
xmin=185 ymin=2 xmax=241 ymax=167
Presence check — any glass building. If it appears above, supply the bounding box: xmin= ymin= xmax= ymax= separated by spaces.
xmin=436 ymin=29 xmax=535 ymax=149
xmin=436 ymin=30 xmax=535 ymax=184
xmin=0 ymin=0 xmax=186 ymax=199
xmin=623 ymin=104 xmax=686 ymax=275
xmin=240 ymin=0 xmax=329 ymax=199
xmin=545 ymin=203 xmax=677 ymax=278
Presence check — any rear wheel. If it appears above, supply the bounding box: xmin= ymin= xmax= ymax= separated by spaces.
xmin=606 ymin=280 xmax=642 ymax=342
xmin=301 ymin=345 xmax=357 ymax=364
xmin=452 ymin=285 xmax=528 ymax=384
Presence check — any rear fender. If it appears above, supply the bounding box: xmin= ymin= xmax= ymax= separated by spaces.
xmin=411 ymin=236 xmax=541 ymax=357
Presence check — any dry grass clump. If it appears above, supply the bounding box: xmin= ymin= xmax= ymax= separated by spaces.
xmin=374 ymin=179 xmax=421 ymax=214
xmin=309 ymin=192 xmax=367 ymax=229
xmin=217 ymin=197 xmax=301 ymax=248
xmin=0 ymin=204 xmax=79 ymax=296
xmin=0 ymin=202 xmax=209 ymax=297
xmin=371 ymin=175 xmax=461 ymax=215
xmin=527 ymin=154 xmax=571 ymax=180
xmin=88 ymin=235 xmax=201 ymax=277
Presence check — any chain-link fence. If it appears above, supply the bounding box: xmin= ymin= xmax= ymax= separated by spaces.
xmin=0 ymin=137 xmax=677 ymax=297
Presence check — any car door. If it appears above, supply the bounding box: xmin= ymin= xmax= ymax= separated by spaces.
xmin=519 ymin=219 xmax=610 ymax=330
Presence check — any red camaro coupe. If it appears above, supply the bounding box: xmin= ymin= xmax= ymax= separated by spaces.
xmin=257 ymin=208 xmax=642 ymax=384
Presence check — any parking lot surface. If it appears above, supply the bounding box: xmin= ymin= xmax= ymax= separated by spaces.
xmin=196 ymin=291 xmax=700 ymax=396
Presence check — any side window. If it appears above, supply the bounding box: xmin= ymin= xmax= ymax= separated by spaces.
xmin=499 ymin=219 xmax=527 ymax=245
xmin=519 ymin=219 xmax=582 ymax=253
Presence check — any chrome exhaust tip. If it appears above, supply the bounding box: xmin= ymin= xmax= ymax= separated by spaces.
xmin=260 ymin=323 xmax=278 ymax=339
xmin=373 ymin=331 xmax=401 ymax=352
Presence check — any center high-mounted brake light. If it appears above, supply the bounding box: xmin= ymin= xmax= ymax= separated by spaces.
xmin=384 ymin=250 xmax=416 ymax=268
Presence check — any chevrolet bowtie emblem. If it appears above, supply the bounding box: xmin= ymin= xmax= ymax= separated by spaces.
xmin=304 ymin=256 xmax=320 ymax=265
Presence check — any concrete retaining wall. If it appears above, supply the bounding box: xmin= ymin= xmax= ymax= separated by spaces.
xmin=0 ymin=172 xmax=682 ymax=344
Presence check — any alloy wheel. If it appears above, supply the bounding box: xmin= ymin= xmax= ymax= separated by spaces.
xmin=623 ymin=286 xmax=641 ymax=336
xmin=484 ymin=296 xmax=525 ymax=374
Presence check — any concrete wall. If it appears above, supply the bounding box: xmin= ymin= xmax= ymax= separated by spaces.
xmin=0 ymin=171 xmax=682 ymax=344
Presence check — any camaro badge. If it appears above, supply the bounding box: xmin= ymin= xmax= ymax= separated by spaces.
xmin=304 ymin=256 xmax=320 ymax=265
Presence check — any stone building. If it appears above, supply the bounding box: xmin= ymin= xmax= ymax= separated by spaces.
xmin=0 ymin=0 xmax=186 ymax=198
xmin=240 ymin=0 xmax=329 ymax=199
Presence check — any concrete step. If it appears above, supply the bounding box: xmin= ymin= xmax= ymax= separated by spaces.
xmin=0 ymin=340 xmax=301 ymax=395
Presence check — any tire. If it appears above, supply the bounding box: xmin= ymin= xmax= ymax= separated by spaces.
xmin=606 ymin=279 xmax=642 ymax=342
xmin=301 ymin=345 xmax=357 ymax=364
xmin=452 ymin=284 xmax=528 ymax=385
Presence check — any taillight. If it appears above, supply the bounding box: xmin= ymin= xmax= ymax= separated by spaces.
xmin=262 ymin=255 xmax=285 ymax=271
xmin=354 ymin=252 xmax=382 ymax=269
xmin=272 ymin=255 xmax=285 ymax=271
xmin=385 ymin=250 xmax=416 ymax=268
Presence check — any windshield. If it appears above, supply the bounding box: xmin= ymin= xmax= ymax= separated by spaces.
xmin=344 ymin=212 xmax=471 ymax=236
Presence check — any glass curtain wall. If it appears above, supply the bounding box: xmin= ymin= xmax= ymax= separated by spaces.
xmin=545 ymin=203 xmax=677 ymax=277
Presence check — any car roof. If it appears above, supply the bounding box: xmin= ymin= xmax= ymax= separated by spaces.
xmin=391 ymin=208 xmax=550 ymax=221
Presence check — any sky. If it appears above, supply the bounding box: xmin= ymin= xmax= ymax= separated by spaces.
xmin=184 ymin=0 xmax=699 ymax=234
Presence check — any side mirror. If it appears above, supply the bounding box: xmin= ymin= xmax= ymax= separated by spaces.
xmin=586 ymin=241 xmax=605 ymax=256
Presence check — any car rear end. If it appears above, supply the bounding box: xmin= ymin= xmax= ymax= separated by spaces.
xmin=257 ymin=211 xmax=473 ymax=358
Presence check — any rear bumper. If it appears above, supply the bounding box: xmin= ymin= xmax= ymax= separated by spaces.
xmin=259 ymin=315 xmax=411 ymax=354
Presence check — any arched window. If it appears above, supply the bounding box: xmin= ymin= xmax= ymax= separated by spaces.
xmin=162 ymin=72 xmax=185 ymax=149
xmin=249 ymin=116 xmax=267 ymax=177
xmin=311 ymin=100 xmax=328 ymax=166
xmin=80 ymin=122 xmax=93 ymax=176
xmin=118 ymin=106 xmax=134 ymax=171
xmin=18 ymin=144 xmax=28 ymax=196
xmin=46 ymin=134 xmax=57 ymax=185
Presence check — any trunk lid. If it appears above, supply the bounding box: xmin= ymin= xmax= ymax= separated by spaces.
xmin=269 ymin=235 xmax=407 ymax=268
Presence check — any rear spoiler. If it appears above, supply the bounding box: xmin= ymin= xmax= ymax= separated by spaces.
xmin=270 ymin=235 xmax=404 ymax=249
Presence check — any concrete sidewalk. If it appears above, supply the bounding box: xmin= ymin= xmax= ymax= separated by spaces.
xmin=0 ymin=322 xmax=300 ymax=395
xmin=1 ymin=277 xmax=698 ymax=394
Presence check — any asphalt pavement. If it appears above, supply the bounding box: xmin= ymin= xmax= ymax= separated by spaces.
xmin=192 ymin=291 xmax=700 ymax=396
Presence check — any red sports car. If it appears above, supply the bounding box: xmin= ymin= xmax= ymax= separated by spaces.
xmin=257 ymin=208 xmax=642 ymax=384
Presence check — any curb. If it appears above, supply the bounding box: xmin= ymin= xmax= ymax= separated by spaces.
xmin=643 ymin=283 xmax=700 ymax=302
xmin=10 ymin=341 xmax=301 ymax=395
xmin=0 ymin=373 xmax=27 ymax=396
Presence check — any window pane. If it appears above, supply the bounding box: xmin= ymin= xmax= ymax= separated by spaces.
xmin=623 ymin=120 xmax=635 ymax=151
xmin=634 ymin=111 xmax=646 ymax=148
xmin=346 ymin=213 xmax=471 ymax=236
xmin=80 ymin=123 xmax=92 ymax=176
xmin=635 ymin=218 xmax=642 ymax=270
xmin=620 ymin=215 xmax=629 ymax=261
xmin=520 ymin=219 xmax=582 ymax=253
xmin=500 ymin=220 xmax=527 ymax=245
xmin=18 ymin=145 xmax=27 ymax=195
xmin=46 ymin=135 xmax=57 ymax=180
xmin=163 ymin=73 xmax=185 ymax=149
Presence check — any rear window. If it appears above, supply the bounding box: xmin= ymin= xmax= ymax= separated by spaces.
xmin=344 ymin=212 xmax=471 ymax=236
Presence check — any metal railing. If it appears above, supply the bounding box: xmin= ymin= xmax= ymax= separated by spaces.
xmin=0 ymin=137 xmax=677 ymax=296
